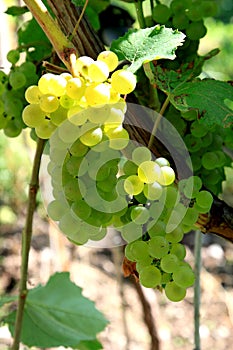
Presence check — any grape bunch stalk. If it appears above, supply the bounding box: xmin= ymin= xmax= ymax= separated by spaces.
xmin=21 ymin=50 xmax=214 ymax=302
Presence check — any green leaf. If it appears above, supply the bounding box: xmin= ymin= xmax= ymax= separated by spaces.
xmin=111 ymin=25 xmax=185 ymax=73
xmin=6 ymin=272 xmax=108 ymax=348
xmin=72 ymin=0 xmax=86 ymax=6
xmin=170 ymin=79 xmax=233 ymax=127
xmin=78 ymin=339 xmax=103 ymax=350
xmin=5 ymin=6 xmax=29 ymax=16
xmin=0 ymin=295 xmax=17 ymax=307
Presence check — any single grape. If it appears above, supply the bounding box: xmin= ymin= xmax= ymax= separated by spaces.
xmin=165 ymin=281 xmax=186 ymax=302
xmin=155 ymin=157 xmax=170 ymax=167
xmin=66 ymin=77 xmax=86 ymax=99
xmin=182 ymin=207 xmax=199 ymax=226
xmin=85 ymin=83 xmax=110 ymax=106
xmin=201 ymin=152 xmax=219 ymax=170
xmin=105 ymin=125 xmax=129 ymax=150
xmin=124 ymin=175 xmax=144 ymax=195
xmin=172 ymin=13 xmax=189 ymax=30
xmin=152 ymin=4 xmax=171 ymax=24
xmin=59 ymin=211 xmax=80 ymax=236
xmin=165 ymin=226 xmax=184 ymax=243
xmin=201 ymin=1 xmax=218 ymax=17
xmin=170 ymin=243 xmax=186 ymax=260
xmin=88 ymin=61 xmax=109 ymax=83
xmin=22 ymin=104 xmax=47 ymax=128
xmin=148 ymin=236 xmax=169 ymax=258
xmin=170 ymin=0 xmax=192 ymax=13
xmin=111 ymin=69 xmax=137 ymax=95
xmin=120 ymin=222 xmax=143 ymax=243
xmin=186 ymin=5 xmax=203 ymax=21
xmin=80 ymin=126 xmax=103 ymax=147
xmin=7 ymin=49 xmax=20 ymax=64
xmin=164 ymin=186 xmax=180 ymax=208
xmin=131 ymin=206 xmax=150 ymax=225
xmin=160 ymin=253 xmax=179 ymax=273
xmin=9 ymin=71 xmax=27 ymax=90
xmin=35 ymin=120 xmax=56 ymax=139
xmin=138 ymin=161 xmax=161 ymax=184
xmin=39 ymin=94 xmax=59 ymax=113
xmin=25 ymin=85 xmax=42 ymax=104
xmin=132 ymin=146 xmax=151 ymax=165
xmin=38 ymin=73 xmax=67 ymax=96
xmin=173 ymin=265 xmax=195 ymax=288
xmin=139 ymin=266 xmax=161 ymax=288
xmin=97 ymin=50 xmax=119 ymax=72
xmin=143 ymin=182 xmax=163 ymax=200
xmin=186 ymin=21 xmax=207 ymax=40
xmin=157 ymin=166 xmax=175 ymax=186
xmin=147 ymin=220 xmax=166 ymax=238
xmin=50 ymin=106 xmax=67 ymax=126
xmin=47 ymin=200 xmax=68 ymax=221
xmin=75 ymin=56 xmax=94 ymax=78
xmin=129 ymin=240 xmax=149 ymax=261
xmin=190 ymin=120 xmax=208 ymax=137
xmin=196 ymin=190 xmax=213 ymax=209
xmin=183 ymin=175 xmax=202 ymax=199
xmin=71 ymin=200 xmax=92 ymax=220
xmin=123 ymin=160 xmax=138 ymax=175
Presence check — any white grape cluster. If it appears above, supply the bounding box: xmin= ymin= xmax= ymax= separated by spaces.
xmin=22 ymin=50 xmax=136 ymax=139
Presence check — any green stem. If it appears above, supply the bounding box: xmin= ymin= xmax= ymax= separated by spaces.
xmin=135 ymin=0 xmax=146 ymax=29
xmin=148 ymin=96 xmax=170 ymax=149
xmin=11 ymin=138 xmax=46 ymax=350
xmin=23 ymin=0 xmax=77 ymax=72
xmin=194 ymin=230 xmax=202 ymax=350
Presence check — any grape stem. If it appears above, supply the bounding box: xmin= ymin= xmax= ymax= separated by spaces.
xmin=148 ymin=96 xmax=170 ymax=149
xmin=23 ymin=0 xmax=78 ymax=73
xmin=10 ymin=138 xmax=46 ymax=350
xmin=194 ymin=230 xmax=202 ymax=350
xmin=70 ymin=0 xmax=89 ymax=41
xmin=135 ymin=0 xmax=146 ymax=29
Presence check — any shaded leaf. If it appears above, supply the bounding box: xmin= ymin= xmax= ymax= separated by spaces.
xmin=111 ymin=25 xmax=185 ymax=73
xmin=5 ymin=6 xmax=29 ymax=16
xmin=6 ymin=272 xmax=108 ymax=348
xmin=0 ymin=295 xmax=17 ymax=308
xmin=170 ymin=79 xmax=233 ymax=127
xmin=78 ymin=339 xmax=103 ymax=350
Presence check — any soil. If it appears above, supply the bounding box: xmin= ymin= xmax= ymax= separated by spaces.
xmin=0 ymin=212 xmax=233 ymax=350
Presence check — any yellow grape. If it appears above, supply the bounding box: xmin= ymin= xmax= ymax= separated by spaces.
xmin=66 ymin=77 xmax=86 ymax=100
xmin=25 ymin=85 xmax=42 ymax=104
xmin=111 ymin=69 xmax=137 ymax=95
xmin=39 ymin=94 xmax=59 ymax=113
xmin=85 ymin=83 xmax=110 ymax=106
xmin=97 ymin=51 xmax=119 ymax=72
xmin=22 ymin=104 xmax=47 ymax=128
xmin=88 ymin=61 xmax=109 ymax=83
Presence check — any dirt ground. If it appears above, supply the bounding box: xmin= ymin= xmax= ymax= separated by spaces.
xmin=0 ymin=212 xmax=233 ymax=350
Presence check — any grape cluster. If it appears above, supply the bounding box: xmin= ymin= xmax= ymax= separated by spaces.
xmin=0 ymin=50 xmax=39 ymax=137
xmin=152 ymin=0 xmax=218 ymax=63
xmin=22 ymin=51 xmax=136 ymax=139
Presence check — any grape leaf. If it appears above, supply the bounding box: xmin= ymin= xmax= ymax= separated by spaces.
xmin=111 ymin=25 xmax=185 ymax=73
xmin=5 ymin=6 xmax=29 ymax=16
xmin=169 ymin=79 xmax=233 ymax=127
xmin=5 ymin=272 xmax=108 ymax=348
xmin=0 ymin=295 xmax=17 ymax=307
xmin=78 ymin=339 xmax=103 ymax=350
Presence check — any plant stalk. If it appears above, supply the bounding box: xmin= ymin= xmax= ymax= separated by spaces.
xmin=194 ymin=230 xmax=202 ymax=350
xmin=11 ymin=138 xmax=46 ymax=350
xmin=135 ymin=0 xmax=146 ymax=29
xmin=23 ymin=0 xmax=77 ymax=72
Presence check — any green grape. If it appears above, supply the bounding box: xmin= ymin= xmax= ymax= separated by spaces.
xmin=22 ymin=104 xmax=47 ymax=128
xmin=148 ymin=236 xmax=169 ymax=258
xmin=59 ymin=95 xmax=75 ymax=109
xmin=136 ymin=256 xmax=153 ymax=273
xmin=75 ymin=56 xmax=94 ymax=78
xmin=183 ymin=176 xmax=202 ymax=199
xmin=38 ymin=73 xmax=67 ymax=96
xmin=157 ymin=166 xmax=175 ymax=186
xmin=161 ymin=272 xmax=172 ymax=284
xmin=191 ymin=154 xmax=202 ymax=171
xmin=4 ymin=119 xmax=21 ymax=138
xmin=149 ymin=201 xmax=164 ymax=221
xmin=0 ymin=113 xmax=10 ymax=129
xmin=155 ymin=157 xmax=170 ymax=167
xmin=9 ymin=71 xmax=27 ymax=90
xmin=184 ymin=134 xmax=201 ymax=152
xmin=111 ymin=69 xmax=137 ymax=95
xmin=4 ymin=97 xmax=23 ymax=118
xmin=65 ymin=156 xmax=82 ymax=176
xmin=124 ymin=175 xmax=144 ymax=195
xmin=193 ymin=202 xmax=211 ymax=214
xmin=85 ymin=83 xmax=110 ymax=106
xmin=63 ymin=178 xmax=86 ymax=201
xmin=50 ymin=106 xmax=67 ymax=126
xmin=201 ymin=151 xmax=219 ymax=170
xmin=130 ymin=206 xmax=150 ymax=225
xmin=196 ymin=190 xmax=213 ymax=209
xmin=165 ymin=225 xmax=184 ymax=243
xmin=138 ymin=161 xmax=161 ymax=184
xmin=186 ymin=21 xmax=207 ymax=40
xmin=25 ymin=85 xmax=42 ymax=104
xmin=186 ymin=5 xmax=203 ymax=21
xmin=88 ymin=61 xmax=109 ymax=83
xmin=105 ymin=106 xmax=124 ymax=126
xmin=39 ymin=94 xmax=59 ymax=113
xmin=139 ymin=266 xmax=161 ymax=288
xmin=125 ymin=243 xmax=137 ymax=261
xmin=47 ymin=200 xmax=68 ymax=221
xmin=129 ymin=240 xmax=149 ymax=261
xmin=120 ymin=222 xmax=142 ymax=243
xmin=67 ymin=105 xmax=87 ymax=125
xmin=201 ymin=1 xmax=218 ymax=17
xmin=147 ymin=220 xmax=166 ymax=238
xmin=160 ymin=253 xmax=179 ymax=273
xmin=181 ymin=109 xmax=198 ymax=121
xmin=191 ymin=120 xmax=208 ymax=137
xmin=123 ymin=160 xmax=138 ymax=175
xmin=69 ymin=139 xmax=89 ymax=157
xmin=132 ymin=146 xmax=151 ymax=165
xmin=68 ymin=229 xmax=89 ymax=245
xmin=7 ymin=49 xmax=20 ymax=64
xmin=66 ymin=77 xmax=86 ymax=100
xmin=203 ymin=169 xmax=221 ymax=186
xmin=170 ymin=0 xmax=192 ymax=13
xmin=173 ymin=265 xmax=195 ymax=288
xmin=164 ymin=186 xmax=180 ymax=208
xmin=165 ymin=281 xmax=186 ymax=302
xmin=71 ymin=200 xmax=92 ymax=220
xmin=182 ymin=207 xmax=199 ymax=226
xmin=80 ymin=126 xmax=103 ymax=146
xmin=89 ymin=227 xmax=107 ymax=241
xmin=97 ymin=174 xmax=117 ymax=193
xmin=97 ymin=50 xmax=119 ymax=72
xmin=172 ymin=13 xmax=189 ymax=30
xmin=58 ymin=211 xmax=80 ymax=236
xmin=170 ymin=243 xmax=186 ymax=260
xmin=215 ymin=150 xmax=227 ymax=167
xmin=105 ymin=125 xmax=129 ymax=150
xmin=86 ymin=105 xmax=110 ymax=124
xmin=35 ymin=120 xmax=56 ymax=139
xmin=152 ymin=4 xmax=171 ymax=24
xmin=143 ymin=181 xmax=163 ymax=200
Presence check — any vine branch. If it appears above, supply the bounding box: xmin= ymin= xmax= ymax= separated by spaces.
xmin=11 ymin=138 xmax=46 ymax=350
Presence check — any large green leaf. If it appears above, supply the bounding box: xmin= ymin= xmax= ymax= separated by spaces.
xmin=170 ymin=79 xmax=233 ymax=127
xmin=5 ymin=6 xmax=29 ymax=16
xmin=6 ymin=272 xmax=108 ymax=348
xmin=111 ymin=25 xmax=185 ymax=73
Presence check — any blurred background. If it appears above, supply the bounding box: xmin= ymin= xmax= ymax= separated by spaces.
xmin=0 ymin=1 xmax=233 ymax=349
